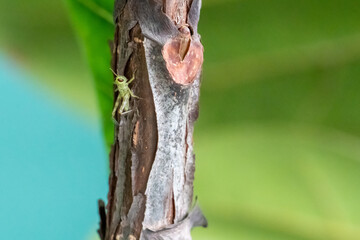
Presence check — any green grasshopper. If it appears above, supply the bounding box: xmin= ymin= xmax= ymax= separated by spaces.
xmin=110 ymin=69 xmax=138 ymax=121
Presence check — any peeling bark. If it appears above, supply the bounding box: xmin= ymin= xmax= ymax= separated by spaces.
xmin=99 ymin=0 xmax=206 ymax=239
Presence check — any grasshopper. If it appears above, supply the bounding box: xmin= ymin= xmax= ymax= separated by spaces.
xmin=111 ymin=69 xmax=138 ymax=121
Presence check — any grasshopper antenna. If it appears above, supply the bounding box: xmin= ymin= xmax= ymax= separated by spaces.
xmin=110 ymin=68 xmax=118 ymax=76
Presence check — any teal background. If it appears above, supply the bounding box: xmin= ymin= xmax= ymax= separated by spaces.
xmin=0 ymin=57 xmax=108 ymax=239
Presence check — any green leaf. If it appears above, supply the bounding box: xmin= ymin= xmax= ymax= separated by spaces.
xmin=65 ymin=0 xmax=115 ymax=150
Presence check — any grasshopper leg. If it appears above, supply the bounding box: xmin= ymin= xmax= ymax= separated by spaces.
xmin=127 ymin=70 xmax=137 ymax=84
xmin=119 ymin=94 xmax=130 ymax=114
xmin=129 ymin=90 xmax=139 ymax=99
xmin=112 ymin=94 xmax=122 ymax=121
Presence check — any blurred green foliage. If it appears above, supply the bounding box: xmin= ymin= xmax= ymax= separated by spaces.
xmin=0 ymin=0 xmax=96 ymax=115
xmin=2 ymin=0 xmax=360 ymax=239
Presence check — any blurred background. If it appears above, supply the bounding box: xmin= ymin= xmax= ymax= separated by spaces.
xmin=1 ymin=0 xmax=360 ymax=239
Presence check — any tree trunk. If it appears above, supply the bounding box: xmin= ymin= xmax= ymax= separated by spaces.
xmin=98 ymin=0 xmax=207 ymax=239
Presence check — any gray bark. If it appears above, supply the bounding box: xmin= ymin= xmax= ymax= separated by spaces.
xmin=98 ymin=0 xmax=207 ymax=239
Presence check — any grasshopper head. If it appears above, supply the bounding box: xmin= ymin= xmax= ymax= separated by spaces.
xmin=115 ymin=76 xmax=128 ymax=90
xmin=115 ymin=76 xmax=128 ymax=86
xmin=116 ymin=76 xmax=128 ymax=82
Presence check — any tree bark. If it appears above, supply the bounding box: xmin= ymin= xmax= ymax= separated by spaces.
xmin=98 ymin=0 xmax=206 ymax=239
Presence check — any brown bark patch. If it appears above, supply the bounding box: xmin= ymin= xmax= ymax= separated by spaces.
xmin=162 ymin=38 xmax=203 ymax=85
xmin=132 ymin=121 xmax=140 ymax=147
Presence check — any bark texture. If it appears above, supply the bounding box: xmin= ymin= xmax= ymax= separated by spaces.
xmin=98 ymin=0 xmax=206 ymax=239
